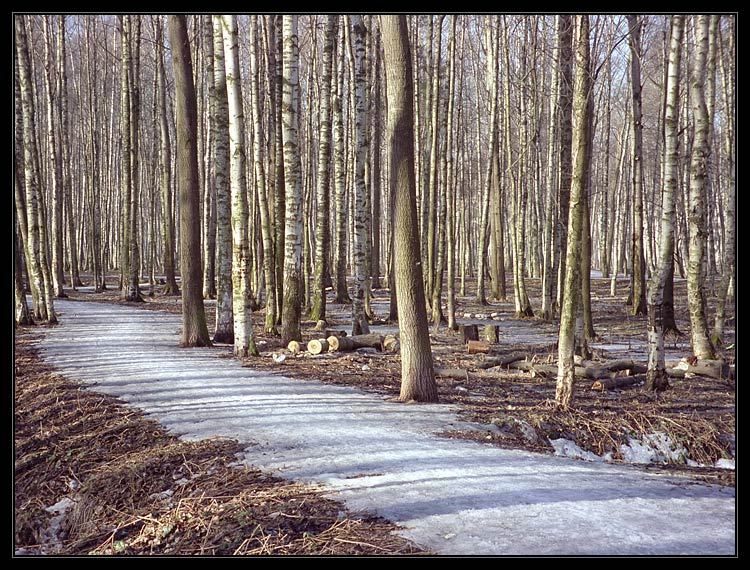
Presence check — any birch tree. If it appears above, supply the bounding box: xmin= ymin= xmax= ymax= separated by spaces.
xmin=16 ymin=15 xmax=56 ymax=324
xmin=686 ymin=16 xmax=715 ymax=360
xmin=556 ymin=15 xmax=590 ymax=409
xmin=221 ymin=15 xmax=258 ymax=357
xmin=249 ymin=15 xmax=278 ymax=334
xmin=310 ymin=16 xmax=337 ymax=325
xmin=209 ymin=16 xmax=232 ymax=342
xmin=646 ymin=15 xmax=684 ymax=392
xmin=155 ymin=17 xmax=179 ymax=296
xmin=712 ymin=17 xmax=735 ymax=346
xmin=350 ymin=15 xmax=371 ymax=335
xmin=169 ymin=14 xmax=211 ymax=347
xmin=281 ymin=15 xmax=304 ymax=345
xmin=627 ymin=15 xmax=647 ymax=316
xmin=381 ymin=14 xmax=438 ymax=403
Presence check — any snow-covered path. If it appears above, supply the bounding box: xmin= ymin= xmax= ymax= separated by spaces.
xmin=36 ymin=300 xmax=735 ymax=555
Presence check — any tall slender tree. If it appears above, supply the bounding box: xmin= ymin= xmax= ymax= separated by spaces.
xmin=221 ymin=15 xmax=258 ymax=357
xmin=686 ymin=15 xmax=715 ymax=360
xmin=169 ymin=14 xmax=212 ymax=347
xmin=556 ymin=15 xmax=591 ymax=409
xmin=211 ymin=15 xmax=233 ymax=343
xmin=646 ymin=15 xmax=684 ymax=392
xmin=350 ymin=15 xmax=371 ymax=335
xmin=249 ymin=15 xmax=278 ymax=334
xmin=627 ymin=15 xmax=647 ymax=316
xmin=155 ymin=16 xmax=179 ymax=296
xmin=16 ymin=15 xmax=56 ymax=324
xmin=280 ymin=15 xmax=304 ymax=345
xmin=380 ymin=14 xmax=438 ymax=403
xmin=310 ymin=16 xmax=337 ymax=325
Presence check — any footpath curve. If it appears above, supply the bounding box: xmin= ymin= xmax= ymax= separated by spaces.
xmin=36 ymin=300 xmax=735 ymax=555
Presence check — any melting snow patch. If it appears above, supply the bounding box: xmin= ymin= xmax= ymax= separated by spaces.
xmin=549 ymin=438 xmax=603 ymax=462
xmin=619 ymin=431 xmax=688 ymax=464
xmin=39 ymin=497 xmax=77 ymax=553
xmin=715 ymin=458 xmax=735 ymax=470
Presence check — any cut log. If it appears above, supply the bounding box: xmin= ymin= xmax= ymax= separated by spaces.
xmin=287 ymin=340 xmax=307 ymax=354
xmin=461 ymin=324 xmax=479 ymax=344
xmin=508 ymin=361 xmax=615 ymax=381
xmin=483 ymin=324 xmax=499 ymax=344
xmin=602 ymin=359 xmax=648 ymax=374
xmin=674 ymin=358 xmax=733 ymax=380
xmin=434 ymin=368 xmax=469 ymax=381
xmin=591 ymin=375 xmax=646 ymax=391
xmin=308 ymin=339 xmax=330 ymax=355
xmin=477 ymin=353 xmax=526 ymax=370
xmin=314 ymin=320 xmax=327 ymax=331
xmin=467 ymin=340 xmax=490 ymax=354
xmin=326 ymin=333 xmax=384 ymax=352
xmin=383 ymin=334 xmax=400 ymax=353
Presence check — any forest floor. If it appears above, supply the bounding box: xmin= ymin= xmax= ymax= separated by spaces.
xmin=14 ymin=274 xmax=735 ymax=555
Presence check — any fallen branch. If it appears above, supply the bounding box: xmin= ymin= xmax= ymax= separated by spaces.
xmin=591 ymin=375 xmax=646 ymax=391
xmin=434 ymin=368 xmax=469 ymax=381
xmin=477 ymin=353 xmax=526 ymax=370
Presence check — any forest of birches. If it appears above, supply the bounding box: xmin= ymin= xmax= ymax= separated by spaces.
xmin=14 ymin=15 xmax=735 ymax=407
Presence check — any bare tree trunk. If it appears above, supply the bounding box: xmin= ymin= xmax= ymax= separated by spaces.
xmin=686 ymin=16 xmax=716 ymax=360
xmin=370 ymin=25 xmax=383 ymax=291
xmin=280 ymin=15 xmax=304 ymax=345
xmin=310 ymin=16 xmax=337 ymax=325
xmin=155 ymin=17 xmax=179 ymax=296
xmin=210 ymin=16 xmax=233 ymax=343
xmin=542 ymin=16 xmax=562 ymax=321
xmin=647 ymin=15 xmax=684 ymax=392
xmin=221 ymin=15 xmax=258 ymax=357
xmin=201 ymin=17 xmax=217 ymax=300
xmin=380 ymin=15 xmax=437 ymax=403
xmin=16 ymin=15 xmax=56 ymax=324
xmin=556 ymin=16 xmax=574 ymax=313
xmin=169 ymin=14 xmax=212 ymax=347
xmin=349 ymin=15 xmax=371 ymax=336
xmin=42 ymin=16 xmax=66 ymax=298
xmin=627 ymin=15 xmax=647 ymax=316
xmin=248 ymin=15 xmax=278 ymax=334
xmin=556 ymin=15 xmax=590 ymax=410
xmin=476 ymin=22 xmax=499 ymax=306
xmin=712 ymin=18 xmax=735 ymax=346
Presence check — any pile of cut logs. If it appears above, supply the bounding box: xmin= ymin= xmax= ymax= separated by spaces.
xmin=287 ymin=331 xmax=400 ymax=355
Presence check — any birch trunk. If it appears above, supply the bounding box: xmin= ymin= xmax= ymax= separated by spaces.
xmin=333 ymin=21 xmax=350 ymax=305
xmin=42 ymin=16 xmax=66 ymax=298
xmin=350 ymin=15 xmax=371 ymax=336
xmin=556 ymin=15 xmax=590 ymax=410
xmin=16 ymin=15 xmax=56 ymax=323
xmin=647 ymin=15 xmax=684 ymax=391
xmin=280 ymin=15 xmax=304 ymax=344
xmin=627 ymin=15 xmax=647 ymax=316
xmin=155 ymin=17 xmax=179 ymax=295
xmin=221 ymin=15 xmax=258 ymax=357
xmin=712 ymin=18 xmax=735 ymax=346
xmin=310 ymin=16 xmax=337 ymax=324
xmin=249 ymin=15 xmax=278 ymax=334
xmin=686 ymin=16 xmax=716 ymax=360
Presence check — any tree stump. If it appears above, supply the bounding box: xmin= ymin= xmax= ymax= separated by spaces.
xmin=461 ymin=324 xmax=479 ymax=344
xmin=483 ymin=324 xmax=499 ymax=344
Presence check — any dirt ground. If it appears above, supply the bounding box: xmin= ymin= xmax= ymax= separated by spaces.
xmin=14 ymin=274 xmax=735 ymax=555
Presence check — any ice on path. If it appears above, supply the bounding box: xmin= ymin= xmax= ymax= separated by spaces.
xmin=35 ymin=300 xmax=735 ymax=556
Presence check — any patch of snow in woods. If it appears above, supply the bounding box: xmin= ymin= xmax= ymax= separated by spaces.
xmin=32 ymin=299 xmax=735 ymax=555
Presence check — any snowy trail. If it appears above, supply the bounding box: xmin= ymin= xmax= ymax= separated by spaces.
xmin=36 ymin=300 xmax=735 ymax=555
